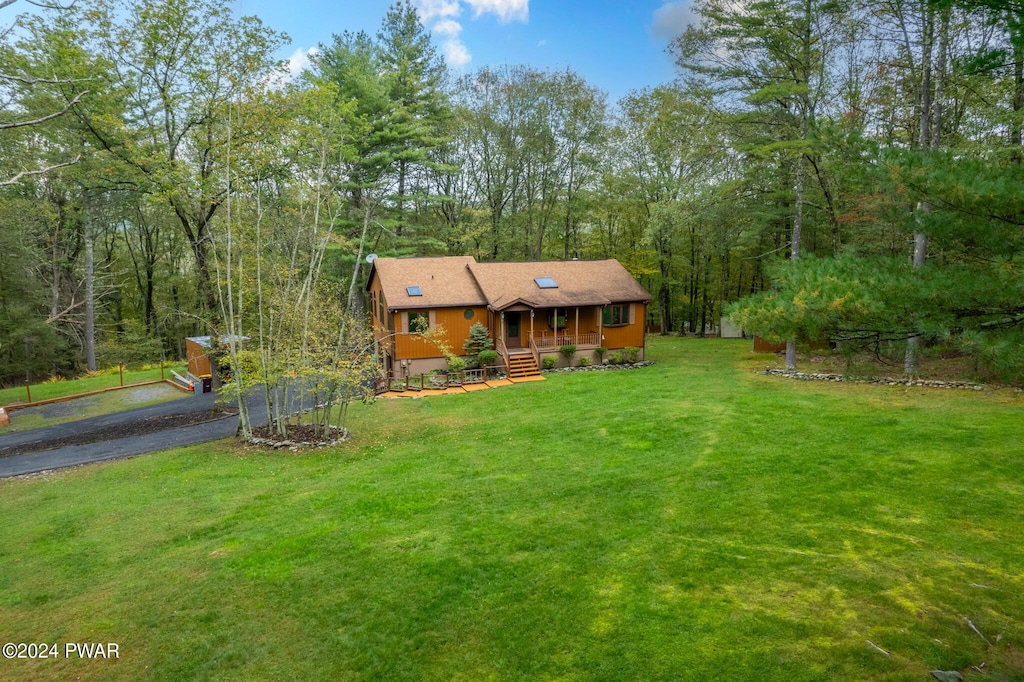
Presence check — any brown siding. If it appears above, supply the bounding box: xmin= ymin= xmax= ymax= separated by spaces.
xmin=186 ymin=339 xmax=212 ymax=377
xmin=393 ymin=306 xmax=489 ymax=360
xmin=368 ymin=272 xmax=392 ymax=352
xmin=753 ymin=335 xmax=787 ymax=353
xmin=601 ymin=303 xmax=646 ymax=349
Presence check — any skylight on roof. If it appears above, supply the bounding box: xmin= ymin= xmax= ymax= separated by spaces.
xmin=407 ymin=286 xmax=423 ymax=296
xmin=534 ymin=277 xmax=558 ymax=289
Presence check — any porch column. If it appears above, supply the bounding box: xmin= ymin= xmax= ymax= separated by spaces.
xmin=598 ymin=306 xmax=604 ymax=346
xmin=575 ymin=307 xmax=580 ymax=344
xmin=500 ymin=311 xmax=505 ymax=343
xmin=530 ymin=310 xmax=535 ymax=346
xmin=554 ymin=309 xmax=558 ymax=344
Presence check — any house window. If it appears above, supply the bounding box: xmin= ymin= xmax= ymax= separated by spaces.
xmin=408 ymin=311 xmax=430 ymax=333
xmin=464 ymin=308 xmax=475 ymax=320
xmin=535 ymin=277 xmax=558 ymax=289
xmin=407 ymin=286 xmax=423 ymax=296
xmin=379 ymin=297 xmax=385 ymax=325
xmin=547 ymin=308 xmax=569 ymax=328
xmin=603 ymin=304 xmax=629 ymax=326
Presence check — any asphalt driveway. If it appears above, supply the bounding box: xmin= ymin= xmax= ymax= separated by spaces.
xmin=0 ymin=390 xmax=265 ymax=478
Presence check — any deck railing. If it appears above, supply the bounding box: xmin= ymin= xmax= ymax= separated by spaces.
xmin=384 ymin=365 xmax=503 ymax=393
xmin=529 ymin=331 xmax=600 ymax=349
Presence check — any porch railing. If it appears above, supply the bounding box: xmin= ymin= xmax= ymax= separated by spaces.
xmin=529 ymin=331 xmax=600 ymax=349
xmin=528 ymin=337 xmax=541 ymax=369
xmin=496 ymin=337 xmax=509 ymax=372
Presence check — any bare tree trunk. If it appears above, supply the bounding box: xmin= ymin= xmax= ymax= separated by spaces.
xmin=84 ymin=233 xmax=96 ymax=372
xmin=1013 ymin=10 xmax=1024 ymax=158
xmin=214 ymin=111 xmax=251 ymax=439
xmin=1015 ymin=44 xmax=1024 ymax=156
xmin=808 ymin=155 xmax=841 ymax=254
xmin=396 ymin=161 xmax=406 ymax=237
xmin=786 ymin=156 xmax=805 ymax=371
xmin=700 ymin=253 xmax=710 ymax=337
xmin=905 ymin=4 xmax=938 ymax=375
xmin=347 ymin=206 xmax=372 ymax=313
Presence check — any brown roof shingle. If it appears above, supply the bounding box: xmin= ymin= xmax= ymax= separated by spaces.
xmin=468 ymin=260 xmax=650 ymax=310
xmin=369 ymin=256 xmax=486 ymax=310
xmin=369 ymin=256 xmax=651 ymax=311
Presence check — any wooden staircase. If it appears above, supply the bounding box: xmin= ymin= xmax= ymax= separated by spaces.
xmin=506 ymin=352 xmax=541 ymax=379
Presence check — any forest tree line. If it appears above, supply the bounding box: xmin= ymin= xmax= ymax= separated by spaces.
xmin=1 ymin=0 xmax=1022 ymax=385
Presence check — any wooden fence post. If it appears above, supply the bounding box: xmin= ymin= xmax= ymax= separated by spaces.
xmin=25 ymin=381 xmax=31 ymax=403
xmin=119 ymin=364 xmax=124 ymax=386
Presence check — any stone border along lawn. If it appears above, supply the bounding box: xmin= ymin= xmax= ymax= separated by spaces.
xmin=545 ymin=361 xmax=654 ymax=373
xmin=760 ymin=367 xmax=998 ymax=391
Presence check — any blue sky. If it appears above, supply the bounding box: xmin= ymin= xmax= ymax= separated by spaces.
xmin=234 ymin=0 xmax=698 ymax=103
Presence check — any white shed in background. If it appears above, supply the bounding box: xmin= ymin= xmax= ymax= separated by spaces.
xmin=719 ymin=317 xmax=744 ymax=339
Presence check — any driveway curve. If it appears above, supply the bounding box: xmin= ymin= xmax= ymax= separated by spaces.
xmin=0 ymin=391 xmax=269 ymax=478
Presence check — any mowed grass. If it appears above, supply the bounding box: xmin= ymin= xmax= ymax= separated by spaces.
xmin=1 ymin=338 xmax=1022 ymax=681
xmin=3 ymin=383 xmax=190 ymax=433
xmin=0 ymin=365 xmax=187 ymax=407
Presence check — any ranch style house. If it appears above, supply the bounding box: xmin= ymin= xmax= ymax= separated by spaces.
xmin=366 ymin=256 xmax=651 ymax=379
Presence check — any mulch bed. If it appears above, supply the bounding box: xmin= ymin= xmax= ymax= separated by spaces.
xmin=0 ymin=408 xmax=237 ymax=458
xmin=247 ymin=424 xmax=350 ymax=450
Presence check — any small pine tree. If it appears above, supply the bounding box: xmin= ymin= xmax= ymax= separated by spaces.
xmin=462 ymin=322 xmax=494 ymax=356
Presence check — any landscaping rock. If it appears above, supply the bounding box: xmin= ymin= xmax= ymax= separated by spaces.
xmin=929 ymin=672 xmax=963 ymax=682
xmin=761 ymin=368 xmax=987 ymax=391
xmin=547 ymin=361 xmax=654 ymax=374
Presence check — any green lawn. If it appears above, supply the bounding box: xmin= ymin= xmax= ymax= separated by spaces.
xmin=2 ymin=383 xmax=189 ymax=433
xmin=0 ymin=365 xmax=187 ymax=407
xmin=1 ymin=338 xmax=1022 ymax=681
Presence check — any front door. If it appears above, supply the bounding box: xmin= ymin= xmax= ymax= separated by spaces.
xmin=506 ymin=312 xmax=521 ymax=348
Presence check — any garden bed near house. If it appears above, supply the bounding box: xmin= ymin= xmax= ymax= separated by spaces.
xmin=546 ymin=361 xmax=654 ymax=373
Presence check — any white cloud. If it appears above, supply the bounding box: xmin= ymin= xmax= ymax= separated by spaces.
xmin=415 ymin=0 xmax=529 ymax=71
xmin=286 ymin=46 xmax=318 ymax=80
xmin=429 ymin=16 xmax=468 ymax=68
xmin=651 ymin=1 xmax=697 ymax=41
xmin=266 ymin=46 xmax=319 ymax=89
xmin=463 ymin=0 xmax=528 ymax=23
xmin=433 ymin=18 xmax=463 ymax=37
xmin=444 ymin=37 xmax=472 ymax=69
xmin=415 ymin=0 xmax=461 ymax=23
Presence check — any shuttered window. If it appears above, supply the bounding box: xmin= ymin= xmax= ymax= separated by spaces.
xmin=602 ymin=304 xmax=629 ymax=326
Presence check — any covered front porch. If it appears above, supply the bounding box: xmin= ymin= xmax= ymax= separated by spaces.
xmin=496 ymin=305 xmax=604 ymax=372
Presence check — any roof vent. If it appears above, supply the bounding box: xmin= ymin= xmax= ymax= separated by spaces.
xmin=534 ymin=277 xmax=558 ymax=289
xmin=407 ymin=286 xmax=423 ymax=296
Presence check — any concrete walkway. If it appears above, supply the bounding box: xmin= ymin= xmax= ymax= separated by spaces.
xmin=0 ymin=391 xmax=264 ymax=479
